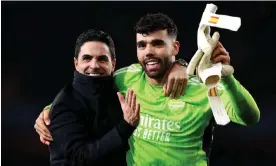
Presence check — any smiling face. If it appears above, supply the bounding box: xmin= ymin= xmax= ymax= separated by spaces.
xmin=74 ymin=41 xmax=115 ymax=77
xmin=136 ymin=29 xmax=179 ymax=80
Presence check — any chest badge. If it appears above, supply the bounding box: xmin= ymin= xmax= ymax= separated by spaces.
xmin=168 ymin=99 xmax=185 ymax=115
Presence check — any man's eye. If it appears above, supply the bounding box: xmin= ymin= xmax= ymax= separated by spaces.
xmin=137 ymin=43 xmax=146 ymax=48
xmin=152 ymin=40 xmax=165 ymax=46
xmin=83 ymin=57 xmax=91 ymax=60
xmin=98 ymin=57 xmax=108 ymax=62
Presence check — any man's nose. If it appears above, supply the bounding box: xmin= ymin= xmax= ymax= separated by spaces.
xmin=89 ymin=59 xmax=99 ymax=68
xmin=145 ymin=45 xmax=155 ymax=57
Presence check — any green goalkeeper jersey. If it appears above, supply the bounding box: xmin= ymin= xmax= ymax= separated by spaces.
xmin=114 ymin=64 xmax=260 ymax=166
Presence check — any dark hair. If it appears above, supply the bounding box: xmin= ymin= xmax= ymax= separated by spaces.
xmin=134 ymin=13 xmax=178 ymax=38
xmin=74 ymin=29 xmax=116 ymax=59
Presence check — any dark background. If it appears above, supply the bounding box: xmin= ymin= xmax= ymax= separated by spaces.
xmin=2 ymin=1 xmax=276 ymax=166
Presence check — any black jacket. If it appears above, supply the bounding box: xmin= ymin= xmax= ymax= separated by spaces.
xmin=49 ymin=71 xmax=135 ymax=166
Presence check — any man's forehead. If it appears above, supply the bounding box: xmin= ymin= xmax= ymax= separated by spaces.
xmin=81 ymin=41 xmax=109 ymax=50
xmin=136 ymin=30 xmax=169 ymax=41
xmin=79 ymin=41 xmax=111 ymax=57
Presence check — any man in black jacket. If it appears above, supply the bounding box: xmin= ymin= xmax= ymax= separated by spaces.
xmin=48 ymin=29 xmax=140 ymax=166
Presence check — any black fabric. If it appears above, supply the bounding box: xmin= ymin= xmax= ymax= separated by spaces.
xmin=202 ymin=117 xmax=216 ymax=166
xmin=49 ymin=71 xmax=135 ymax=166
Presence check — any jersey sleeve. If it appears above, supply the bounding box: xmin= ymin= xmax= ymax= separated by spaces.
xmin=218 ymin=75 xmax=260 ymax=126
xmin=114 ymin=63 xmax=143 ymax=95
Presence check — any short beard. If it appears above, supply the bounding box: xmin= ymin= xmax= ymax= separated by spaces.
xmin=140 ymin=58 xmax=172 ymax=80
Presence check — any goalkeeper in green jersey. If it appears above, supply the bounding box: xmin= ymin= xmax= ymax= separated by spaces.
xmin=34 ymin=13 xmax=260 ymax=166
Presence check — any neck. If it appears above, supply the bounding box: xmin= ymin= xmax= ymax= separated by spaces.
xmin=145 ymin=75 xmax=166 ymax=86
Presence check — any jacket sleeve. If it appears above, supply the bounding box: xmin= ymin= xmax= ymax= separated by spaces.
xmin=49 ymin=103 xmax=135 ymax=166
xmin=220 ymin=75 xmax=260 ymax=125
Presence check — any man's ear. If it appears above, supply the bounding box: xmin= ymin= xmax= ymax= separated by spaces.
xmin=172 ymin=40 xmax=180 ymax=57
xmin=74 ymin=57 xmax=78 ymax=68
xmin=112 ymin=59 xmax=116 ymax=72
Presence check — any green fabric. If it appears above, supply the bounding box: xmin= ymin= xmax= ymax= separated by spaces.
xmin=114 ymin=64 xmax=260 ymax=166
xmin=43 ymin=104 xmax=52 ymax=110
xmin=220 ymin=75 xmax=260 ymax=125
